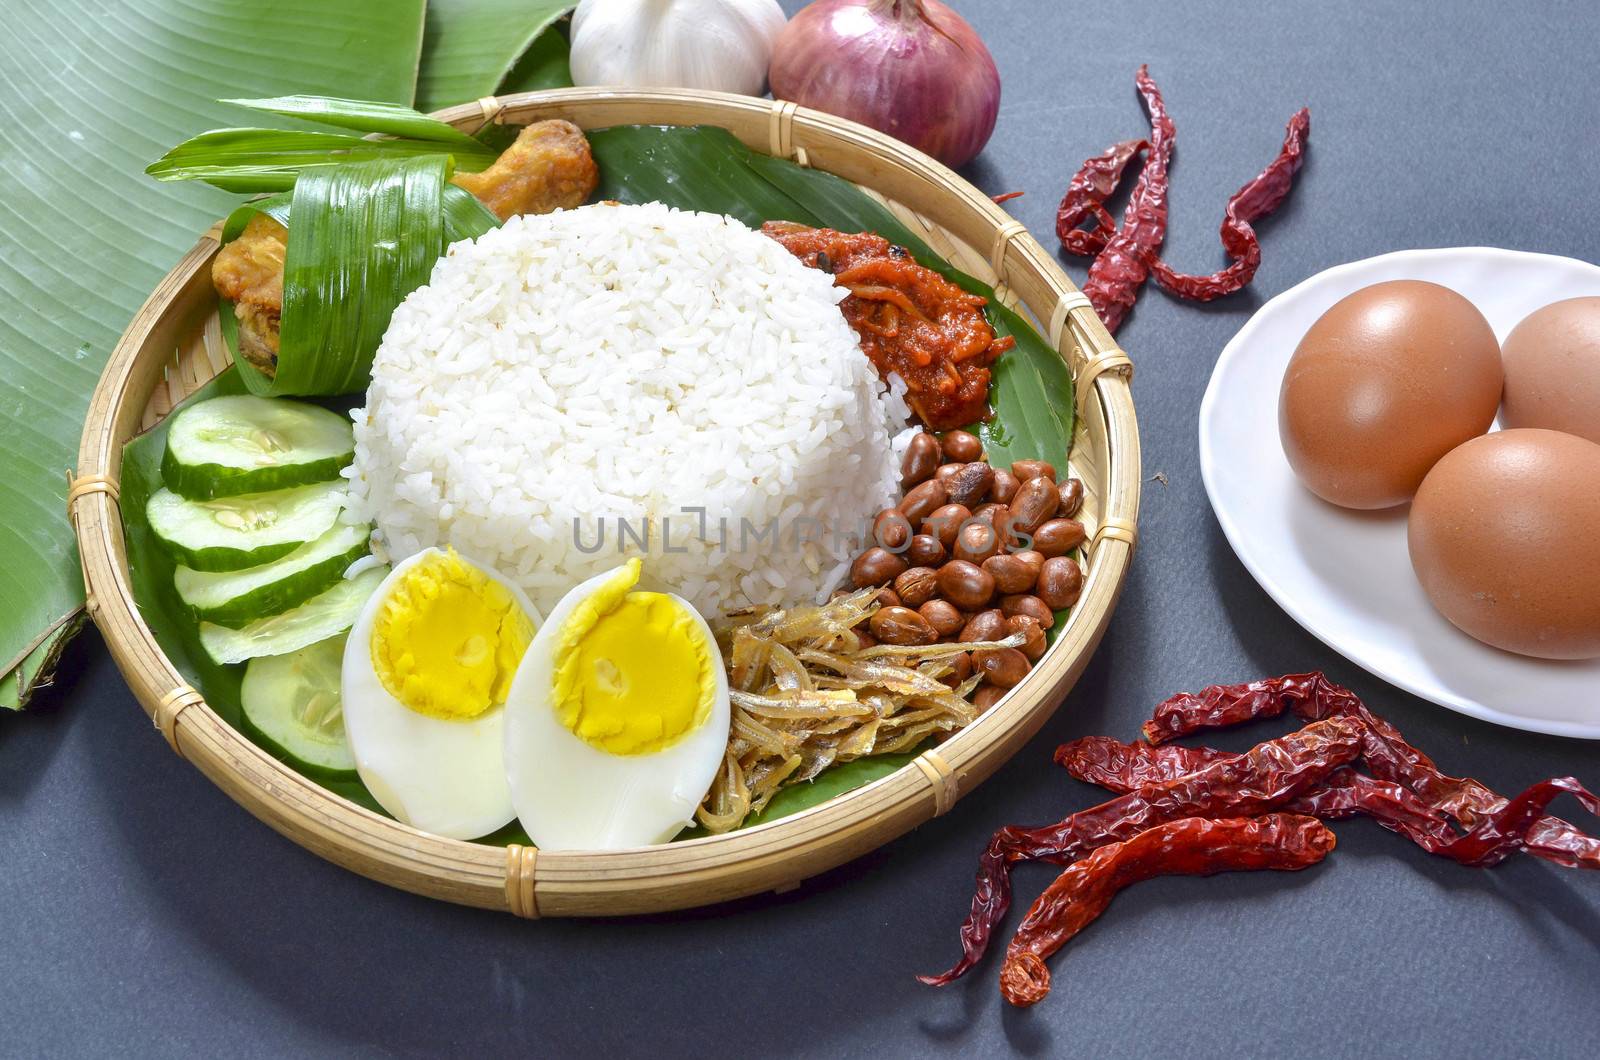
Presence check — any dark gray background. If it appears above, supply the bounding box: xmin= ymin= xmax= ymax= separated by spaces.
xmin=5 ymin=1 xmax=1598 ymax=1056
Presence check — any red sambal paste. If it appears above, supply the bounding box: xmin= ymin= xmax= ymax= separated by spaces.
xmin=762 ymin=221 xmax=1013 ymax=430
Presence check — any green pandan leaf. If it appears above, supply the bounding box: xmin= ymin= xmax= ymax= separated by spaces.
xmin=146 ymin=127 xmax=494 ymax=193
xmin=222 ymin=95 xmax=488 ymax=147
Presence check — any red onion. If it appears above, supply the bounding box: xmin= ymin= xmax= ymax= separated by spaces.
xmin=769 ymin=0 xmax=1001 ymax=169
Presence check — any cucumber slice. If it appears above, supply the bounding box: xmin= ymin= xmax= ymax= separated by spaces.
xmin=146 ymin=480 xmax=345 ymax=572
xmin=174 ymin=521 xmax=371 ymax=627
xmin=241 ymin=634 xmax=357 ymax=776
xmin=162 ymin=394 xmax=354 ymax=499
xmin=200 ymin=566 xmax=386 ymax=665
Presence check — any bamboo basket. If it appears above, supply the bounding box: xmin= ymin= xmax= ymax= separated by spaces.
xmin=70 ymin=89 xmax=1140 ymax=917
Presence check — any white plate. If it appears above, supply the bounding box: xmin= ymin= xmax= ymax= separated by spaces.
xmin=1200 ymin=247 xmax=1600 ymax=739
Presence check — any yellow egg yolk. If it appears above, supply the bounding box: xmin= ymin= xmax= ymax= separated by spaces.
xmin=552 ymin=558 xmax=715 ymax=756
xmin=370 ymin=548 xmax=535 ymax=721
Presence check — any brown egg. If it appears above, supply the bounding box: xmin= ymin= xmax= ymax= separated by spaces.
xmin=1408 ymin=429 xmax=1600 ymax=659
xmin=1279 ymin=280 xmax=1502 ymax=509
xmin=1500 ymin=296 xmax=1600 ymax=444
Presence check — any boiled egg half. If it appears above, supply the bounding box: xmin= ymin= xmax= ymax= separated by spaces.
xmin=504 ymin=558 xmax=730 ymax=850
xmin=342 ymin=547 xmax=540 ymax=839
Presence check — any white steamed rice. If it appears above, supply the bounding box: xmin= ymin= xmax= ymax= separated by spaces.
xmin=344 ymin=202 xmax=910 ymax=618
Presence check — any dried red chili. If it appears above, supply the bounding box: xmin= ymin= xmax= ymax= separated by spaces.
xmin=926 ymin=673 xmax=1599 ymax=1007
xmin=1146 ymin=108 xmax=1311 ymax=300
xmin=1054 ymin=734 xmax=1229 ymax=785
xmin=1055 ymin=67 xmax=1310 ymax=332
xmin=1079 ymin=66 xmax=1174 ymax=333
xmin=1053 ymin=138 xmax=1149 ymax=256
xmin=918 ymin=716 xmax=1364 ymax=986
xmin=1055 ymin=736 xmax=1458 ymax=853
xmin=1140 ymin=672 xmax=1600 ymax=869
xmin=999 ymin=814 xmax=1335 ymax=1006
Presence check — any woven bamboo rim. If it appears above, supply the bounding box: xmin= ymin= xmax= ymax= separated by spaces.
xmin=72 ymin=88 xmax=1141 ymax=916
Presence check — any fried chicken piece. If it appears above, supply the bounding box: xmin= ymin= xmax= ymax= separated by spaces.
xmin=450 ymin=119 xmax=598 ymax=221
xmin=211 ymin=213 xmax=286 ymax=376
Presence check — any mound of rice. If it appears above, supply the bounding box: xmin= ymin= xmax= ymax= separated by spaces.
xmin=345 ymin=202 xmax=909 ymax=618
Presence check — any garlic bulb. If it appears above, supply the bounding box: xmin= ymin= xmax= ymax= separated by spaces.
xmin=570 ymin=0 xmax=787 ymax=97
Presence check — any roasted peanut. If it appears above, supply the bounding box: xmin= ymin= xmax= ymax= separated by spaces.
xmin=899 ymin=479 xmax=948 ymax=524
xmin=870 ymin=605 xmax=937 ymax=646
xmin=973 ymin=684 xmax=1006 ymax=711
xmin=990 ymin=468 xmax=1020 ymax=504
xmin=959 ymin=607 xmax=1007 ymax=643
xmin=945 ymin=462 xmax=995 ymax=508
xmin=1011 ymin=459 xmax=1057 ymax=483
xmin=940 ymin=429 xmax=983 ymax=463
xmin=939 ymin=559 xmax=997 ymax=610
xmin=919 ymin=598 xmax=964 ymax=637
xmin=1007 ymin=614 xmax=1047 ymax=661
xmin=1008 ymin=474 xmax=1060 ymax=536
xmin=872 ymin=508 xmax=912 ymax=551
xmin=983 ymin=553 xmax=1037 ymax=595
xmin=1013 ymin=549 xmax=1046 ymax=584
xmin=854 ymin=628 xmax=877 ymax=649
xmin=934 ymin=462 xmax=966 ymax=487
xmin=905 ymin=533 xmax=947 ymax=567
xmin=892 ymin=566 xmax=940 ymax=608
xmin=922 ymin=503 xmax=973 ymax=549
xmin=851 ymin=546 xmax=909 ymax=587
xmin=1058 ymin=478 xmax=1085 ymax=517
xmin=871 ymin=587 xmax=902 ymax=609
xmin=1033 ymin=517 xmax=1087 ymax=557
xmin=900 ymin=432 xmax=941 ymax=488
xmin=974 ymin=646 xmax=1030 ymax=688
xmin=1000 ymin=593 xmax=1055 ymax=629
xmin=1038 ymin=556 xmax=1084 ymax=611
xmin=971 ymin=502 xmax=1008 ymax=528
xmin=953 ymin=521 xmax=1003 ymax=564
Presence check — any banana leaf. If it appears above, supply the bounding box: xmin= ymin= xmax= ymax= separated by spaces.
xmin=0 ymin=0 xmax=425 ymax=710
xmin=418 ymin=1 xmax=575 ymax=112
xmin=498 ymin=22 xmax=576 ymax=95
xmin=0 ymin=617 xmax=86 ymax=711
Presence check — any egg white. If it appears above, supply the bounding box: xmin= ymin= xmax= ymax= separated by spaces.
xmin=503 ymin=566 xmax=731 ymax=851
xmin=341 ymin=548 xmax=543 ymax=840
